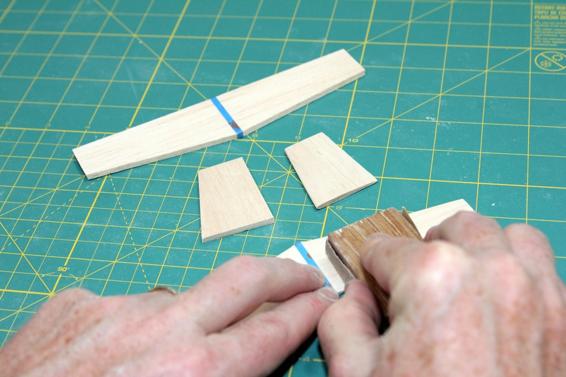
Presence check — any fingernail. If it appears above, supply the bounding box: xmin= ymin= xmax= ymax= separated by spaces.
xmin=318 ymin=287 xmax=339 ymax=302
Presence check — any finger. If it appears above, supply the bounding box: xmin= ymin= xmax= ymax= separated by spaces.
xmin=209 ymin=287 xmax=338 ymax=377
xmin=181 ymin=256 xmax=325 ymax=333
xmin=360 ymin=235 xmax=424 ymax=293
xmin=504 ymin=223 xmax=557 ymax=277
xmin=426 ymin=211 xmax=509 ymax=253
xmin=318 ymin=280 xmax=380 ymax=377
xmin=504 ymin=223 xmax=566 ymax=321
xmin=361 ymin=235 xmax=469 ymax=317
xmin=0 ymin=288 xmax=97 ymax=371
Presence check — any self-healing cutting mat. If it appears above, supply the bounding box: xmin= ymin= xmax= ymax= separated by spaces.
xmin=0 ymin=1 xmax=565 ymax=375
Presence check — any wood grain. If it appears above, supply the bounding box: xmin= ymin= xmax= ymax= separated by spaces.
xmin=327 ymin=209 xmax=421 ymax=314
xmin=73 ymin=49 xmax=365 ymax=179
xmin=285 ymin=132 xmax=377 ymax=209
xmin=198 ymin=158 xmax=274 ymax=242
xmin=276 ymin=199 xmax=474 ymax=298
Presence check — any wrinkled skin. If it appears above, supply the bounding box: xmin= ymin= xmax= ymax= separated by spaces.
xmin=0 ymin=257 xmax=337 ymax=377
xmin=318 ymin=212 xmax=566 ymax=377
xmin=2 ymin=212 xmax=565 ymax=377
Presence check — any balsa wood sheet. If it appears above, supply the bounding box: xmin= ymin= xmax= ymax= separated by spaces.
xmin=285 ymin=132 xmax=376 ymax=209
xmin=198 ymin=158 xmax=274 ymax=242
xmin=73 ymin=49 xmax=365 ymax=179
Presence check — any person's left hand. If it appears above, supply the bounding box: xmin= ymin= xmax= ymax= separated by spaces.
xmin=0 ymin=256 xmax=337 ymax=377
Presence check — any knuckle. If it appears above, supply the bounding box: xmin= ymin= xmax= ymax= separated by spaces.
xmin=275 ymin=257 xmax=308 ymax=276
xmin=228 ymin=255 xmax=273 ymax=285
xmin=507 ymin=223 xmax=552 ymax=248
xmin=44 ymin=288 xmax=95 ymax=311
xmin=419 ymin=241 xmax=465 ymax=270
xmin=278 ymin=256 xmax=304 ymax=270
xmin=449 ymin=210 xmax=479 ymax=224
xmin=228 ymin=255 xmax=264 ymax=274
xmin=505 ymin=222 xmax=531 ymax=234
xmin=449 ymin=211 xmax=497 ymax=230
xmin=409 ymin=241 xmax=468 ymax=292
xmin=53 ymin=287 xmax=94 ymax=301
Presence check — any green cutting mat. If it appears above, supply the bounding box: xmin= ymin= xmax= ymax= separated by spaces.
xmin=1 ymin=0 xmax=565 ymax=374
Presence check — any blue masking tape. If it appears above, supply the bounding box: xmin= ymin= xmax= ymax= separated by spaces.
xmin=295 ymin=241 xmax=330 ymax=287
xmin=211 ymin=96 xmax=244 ymax=139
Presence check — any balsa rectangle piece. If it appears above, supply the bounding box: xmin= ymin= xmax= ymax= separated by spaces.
xmin=285 ymin=132 xmax=377 ymax=209
xmin=73 ymin=49 xmax=365 ymax=179
xmin=198 ymin=158 xmax=274 ymax=242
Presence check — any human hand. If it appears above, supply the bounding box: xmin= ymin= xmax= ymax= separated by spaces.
xmin=0 ymin=256 xmax=337 ymax=377
xmin=318 ymin=212 xmax=566 ymax=376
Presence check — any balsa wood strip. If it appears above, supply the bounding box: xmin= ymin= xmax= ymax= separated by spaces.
xmin=285 ymin=132 xmax=377 ymax=209
xmin=198 ymin=158 xmax=274 ymax=242
xmin=73 ymin=49 xmax=365 ymax=179
xmin=277 ymin=199 xmax=474 ymax=293
xmin=409 ymin=199 xmax=474 ymax=237
xmin=218 ymin=50 xmax=364 ymax=135
xmin=277 ymin=237 xmax=346 ymax=292
xmin=75 ymin=103 xmax=233 ymax=180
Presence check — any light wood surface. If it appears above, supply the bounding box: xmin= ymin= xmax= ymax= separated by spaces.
xmin=285 ymin=132 xmax=377 ymax=209
xmin=277 ymin=199 xmax=474 ymax=293
xmin=409 ymin=198 xmax=474 ymax=237
xmin=277 ymin=237 xmax=346 ymax=292
xmin=327 ymin=209 xmax=421 ymax=314
xmin=73 ymin=49 xmax=365 ymax=179
xmin=198 ymin=158 xmax=274 ymax=242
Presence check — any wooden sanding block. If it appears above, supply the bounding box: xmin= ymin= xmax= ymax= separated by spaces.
xmin=326 ymin=208 xmax=422 ymax=315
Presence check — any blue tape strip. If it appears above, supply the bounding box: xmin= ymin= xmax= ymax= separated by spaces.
xmin=211 ymin=96 xmax=244 ymax=139
xmin=295 ymin=241 xmax=330 ymax=287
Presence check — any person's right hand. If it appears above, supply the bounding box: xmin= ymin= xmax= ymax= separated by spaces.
xmin=318 ymin=212 xmax=566 ymax=377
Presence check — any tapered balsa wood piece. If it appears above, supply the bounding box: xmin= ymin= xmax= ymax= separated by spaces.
xmin=285 ymin=132 xmax=377 ymax=209
xmin=198 ymin=158 xmax=274 ymax=242
xmin=409 ymin=199 xmax=474 ymax=236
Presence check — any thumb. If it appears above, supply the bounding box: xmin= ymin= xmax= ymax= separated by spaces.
xmin=318 ymin=280 xmax=381 ymax=377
